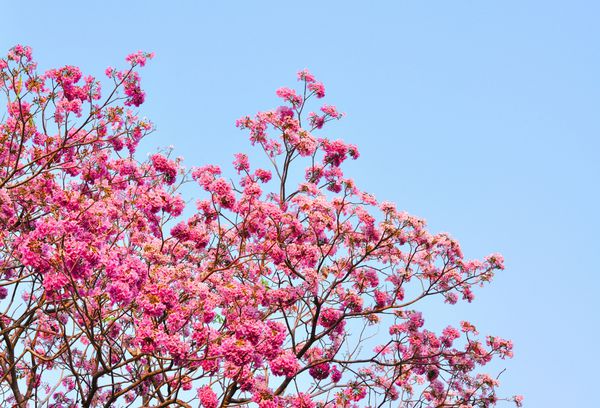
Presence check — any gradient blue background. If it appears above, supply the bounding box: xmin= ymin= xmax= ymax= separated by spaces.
xmin=3 ymin=1 xmax=598 ymax=405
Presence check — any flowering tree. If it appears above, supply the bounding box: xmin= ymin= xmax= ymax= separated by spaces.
xmin=0 ymin=45 xmax=522 ymax=408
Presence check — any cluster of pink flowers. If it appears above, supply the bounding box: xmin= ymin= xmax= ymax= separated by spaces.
xmin=150 ymin=153 xmax=178 ymax=184
xmin=276 ymin=87 xmax=302 ymax=107
xmin=319 ymin=308 xmax=343 ymax=328
xmin=123 ymin=71 xmax=145 ymax=106
xmin=270 ymin=352 xmax=300 ymax=377
xmin=298 ymin=67 xmax=325 ymax=98
xmin=125 ymin=50 xmax=155 ymax=67
xmin=197 ymin=386 xmax=218 ymax=408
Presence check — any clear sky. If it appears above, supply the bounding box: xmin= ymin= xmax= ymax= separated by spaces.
xmin=3 ymin=1 xmax=599 ymax=406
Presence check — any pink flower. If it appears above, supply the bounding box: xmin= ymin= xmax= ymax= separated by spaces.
xmin=151 ymin=154 xmax=178 ymax=184
xmin=192 ymin=164 xmax=222 ymax=189
xmin=181 ymin=376 xmax=193 ymax=391
xmin=320 ymin=104 xmax=342 ymax=119
xmin=319 ymin=308 xmax=342 ymax=328
xmin=125 ymin=50 xmax=154 ymax=67
xmin=210 ymin=178 xmax=236 ymax=209
xmin=460 ymin=321 xmax=478 ymax=334
xmin=374 ymin=290 xmax=389 ymax=308
xmin=441 ymin=326 xmax=460 ymax=347
xmin=297 ymin=69 xmax=316 ymax=83
xmin=514 ymin=395 xmax=524 ymax=407
xmin=276 ymin=87 xmax=302 ymax=106
xmin=308 ymin=82 xmax=325 ymax=98
xmin=289 ymin=393 xmax=316 ymax=408
xmin=330 ymin=366 xmax=342 ymax=383
xmin=276 ymin=105 xmax=295 ymax=120
xmin=270 ymin=351 xmax=300 ymax=377
xmin=254 ymin=169 xmax=272 ymax=183
xmin=308 ymin=112 xmax=325 ymax=129
xmin=309 ymin=362 xmax=330 ymax=380
xmin=8 ymin=44 xmax=33 ymax=62
xmin=486 ymin=252 xmax=505 ymax=270
xmin=198 ymin=386 xmax=218 ymax=408
xmin=348 ymin=144 xmax=359 ymax=159
xmin=233 ymin=153 xmax=250 ymax=173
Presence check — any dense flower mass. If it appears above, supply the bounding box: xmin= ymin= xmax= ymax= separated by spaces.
xmin=0 ymin=45 xmax=521 ymax=407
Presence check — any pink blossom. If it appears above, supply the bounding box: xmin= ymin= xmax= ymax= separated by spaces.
xmin=198 ymin=386 xmax=218 ymax=408
xmin=297 ymin=69 xmax=316 ymax=83
xmin=276 ymin=87 xmax=302 ymax=106
xmin=514 ymin=395 xmax=524 ymax=407
xmin=125 ymin=50 xmax=154 ymax=67
xmin=270 ymin=351 xmax=300 ymax=377
xmin=320 ymin=104 xmax=342 ymax=119
xmin=309 ymin=362 xmax=330 ymax=380
xmin=308 ymin=82 xmax=325 ymax=98
xmin=308 ymin=112 xmax=325 ymax=129
xmin=254 ymin=168 xmax=272 ymax=183
xmin=330 ymin=365 xmax=342 ymax=383
xmin=233 ymin=153 xmax=250 ymax=173
xmin=151 ymin=154 xmax=178 ymax=184
xmin=319 ymin=308 xmax=342 ymax=328
xmin=276 ymin=105 xmax=295 ymax=120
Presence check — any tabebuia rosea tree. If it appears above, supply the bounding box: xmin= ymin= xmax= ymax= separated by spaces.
xmin=0 ymin=45 xmax=522 ymax=408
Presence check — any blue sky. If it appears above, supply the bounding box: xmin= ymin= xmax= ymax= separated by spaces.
xmin=3 ymin=1 xmax=599 ymax=405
